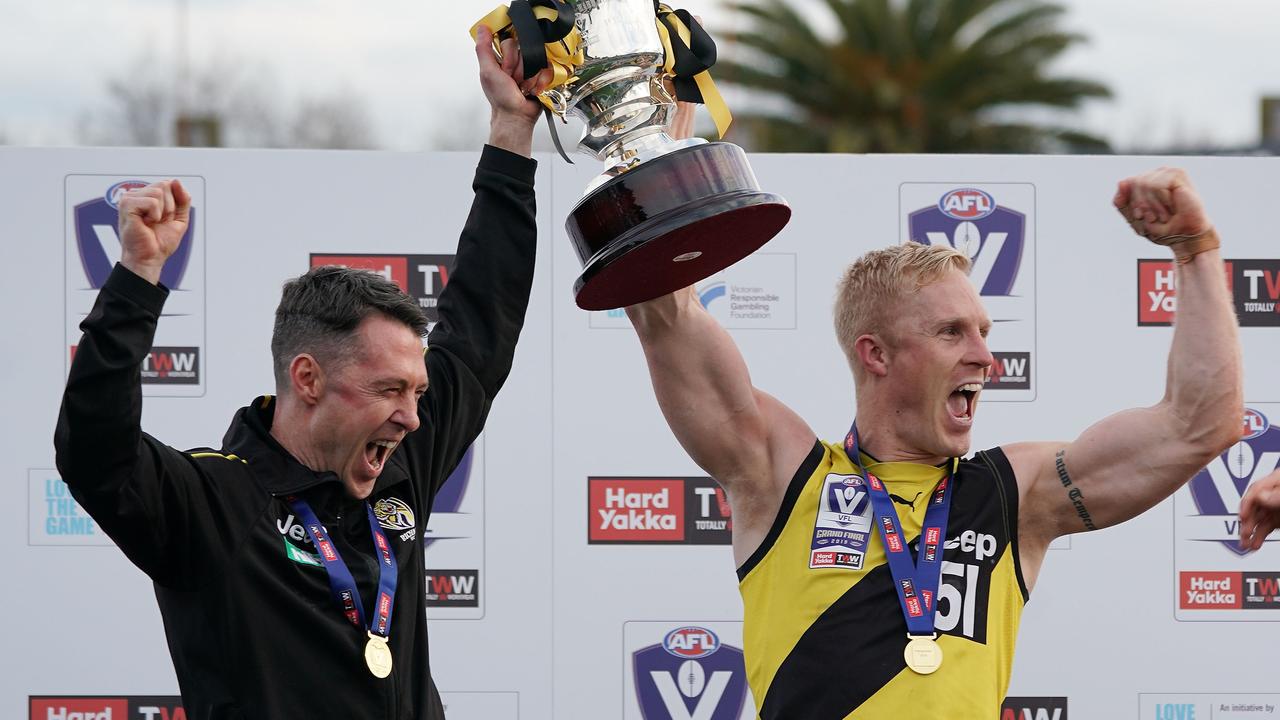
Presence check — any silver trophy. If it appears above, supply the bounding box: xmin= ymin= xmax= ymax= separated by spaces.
xmin=540 ymin=0 xmax=697 ymax=188
xmin=490 ymin=0 xmax=791 ymax=310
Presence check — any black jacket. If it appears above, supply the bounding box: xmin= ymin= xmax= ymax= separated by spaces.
xmin=53 ymin=146 xmax=538 ymax=720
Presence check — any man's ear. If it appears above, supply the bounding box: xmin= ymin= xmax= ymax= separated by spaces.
xmin=853 ymin=333 xmax=889 ymax=378
xmin=288 ymin=354 xmax=325 ymax=406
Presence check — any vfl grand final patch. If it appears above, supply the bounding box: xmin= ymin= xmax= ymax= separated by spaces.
xmin=808 ymin=473 xmax=873 ymax=570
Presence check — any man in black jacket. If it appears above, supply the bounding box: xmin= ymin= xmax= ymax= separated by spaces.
xmin=53 ymin=28 xmax=547 ymax=720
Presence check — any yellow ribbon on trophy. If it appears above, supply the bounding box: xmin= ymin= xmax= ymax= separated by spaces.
xmin=469 ymin=0 xmax=731 ymax=138
xmin=470 ymin=0 xmax=583 ymax=114
xmin=654 ymin=4 xmax=732 ymax=138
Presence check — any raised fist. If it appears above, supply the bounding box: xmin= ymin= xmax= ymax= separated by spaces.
xmin=118 ymin=179 xmax=192 ymax=285
xmin=1112 ymin=167 xmax=1212 ymax=247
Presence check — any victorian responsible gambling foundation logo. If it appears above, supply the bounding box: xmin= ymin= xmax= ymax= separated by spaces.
xmin=590 ymin=254 xmax=797 ymax=330
xmin=66 ymin=176 xmax=206 ymax=396
xmin=631 ymin=627 xmax=749 ymax=720
xmin=903 ymin=184 xmax=1037 ymax=400
xmin=587 ymin=477 xmax=732 ymax=545
xmin=310 ymin=253 xmax=455 ymax=328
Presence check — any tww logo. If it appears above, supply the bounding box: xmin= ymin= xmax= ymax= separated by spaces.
xmin=429 ymin=574 xmax=475 ymax=595
xmin=144 ymin=350 xmax=196 ymax=375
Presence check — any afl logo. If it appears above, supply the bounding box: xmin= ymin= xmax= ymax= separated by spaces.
xmin=662 ymin=626 xmax=720 ymax=659
xmin=1243 ymin=409 xmax=1270 ymax=441
xmin=105 ymin=180 xmax=149 ymax=209
xmin=373 ymin=496 xmax=415 ymax=531
xmin=939 ymin=188 xmax=995 ymax=221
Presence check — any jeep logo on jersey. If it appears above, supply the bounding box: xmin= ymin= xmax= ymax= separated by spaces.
xmin=73 ymin=183 xmax=196 ymax=290
xmin=373 ymin=496 xmax=415 ymax=531
xmin=1188 ymin=408 xmax=1280 ymax=556
xmin=634 ymin=627 xmax=748 ymax=720
xmin=908 ymin=189 xmax=1025 ymax=296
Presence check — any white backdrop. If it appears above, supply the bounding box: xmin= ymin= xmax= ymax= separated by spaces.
xmin=4 ymin=146 xmax=1279 ymax=720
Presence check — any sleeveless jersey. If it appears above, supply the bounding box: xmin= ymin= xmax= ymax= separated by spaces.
xmin=737 ymin=439 xmax=1028 ymax=718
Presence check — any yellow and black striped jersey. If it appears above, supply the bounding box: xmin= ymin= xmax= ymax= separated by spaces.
xmin=737 ymin=439 xmax=1028 ymax=718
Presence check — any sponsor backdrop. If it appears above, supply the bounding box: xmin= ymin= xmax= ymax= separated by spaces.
xmin=3 ymin=146 xmax=1277 ymax=719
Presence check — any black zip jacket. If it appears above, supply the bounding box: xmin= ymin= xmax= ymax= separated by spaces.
xmin=53 ymin=145 xmax=537 ymax=720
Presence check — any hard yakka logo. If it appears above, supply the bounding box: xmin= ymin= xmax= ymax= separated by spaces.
xmin=587 ymin=477 xmax=731 ymax=545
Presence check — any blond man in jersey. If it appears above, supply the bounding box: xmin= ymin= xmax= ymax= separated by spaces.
xmin=625 ymin=163 xmax=1241 ymax=717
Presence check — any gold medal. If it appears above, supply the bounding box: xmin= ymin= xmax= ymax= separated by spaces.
xmin=365 ymin=633 xmax=393 ymax=678
xmin=904 ymin=634 xmax=943 ymax=675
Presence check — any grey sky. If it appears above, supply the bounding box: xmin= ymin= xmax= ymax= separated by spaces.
xmin=4 ymin=0 xmax=1278 ymax=151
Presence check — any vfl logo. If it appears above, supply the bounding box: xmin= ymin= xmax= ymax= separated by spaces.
xmin=698 ymin=281 xmax=726 ymax=309
xmin=908 ymin=188 xmax=1025 ymax=296
xmin=826 ymin=478 xmax=868 ymax=518
xmin=634 ymin=627 xmax=748 ymax=720
xmin=373 ymin=497 xmax=415 ymax=531
xmin=1188 ymin=408 xmax=1280 ymax=556
xmin=74 ymin=180 xmax=195 ymax=289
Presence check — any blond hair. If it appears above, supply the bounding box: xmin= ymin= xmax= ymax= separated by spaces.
xmin=833 ymin=242 xmax=970 ymax=371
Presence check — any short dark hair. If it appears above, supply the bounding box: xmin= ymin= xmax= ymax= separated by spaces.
xmin=271 ymin=266 xmax=429 ymax=390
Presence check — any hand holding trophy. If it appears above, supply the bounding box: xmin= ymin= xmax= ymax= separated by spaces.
xmin=472 ymin=0 xmax=792 ymax=310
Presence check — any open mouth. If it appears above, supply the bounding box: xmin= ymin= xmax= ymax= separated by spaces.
xmin=365 ymin=440 xmax=397 ymax=473
xmin=946 ymin=383 xmax=983 ymax=423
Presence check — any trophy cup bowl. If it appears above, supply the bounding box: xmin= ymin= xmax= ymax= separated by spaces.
xmin=542 ymin=0 xmax=791 ymax=310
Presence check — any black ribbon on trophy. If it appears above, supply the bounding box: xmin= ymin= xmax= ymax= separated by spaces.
xmin=472 ymin=0 xmax=583 ymax=161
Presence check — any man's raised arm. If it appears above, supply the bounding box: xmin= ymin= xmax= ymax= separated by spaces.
xmin=1007 ymin=167 xmax=1242 ymax=581
xmin=54 ymin=180 xmax=214 ymax=583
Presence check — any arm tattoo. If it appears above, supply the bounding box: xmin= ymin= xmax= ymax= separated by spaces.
xmin=1055 ymin=450 xmax=1097 ymax=531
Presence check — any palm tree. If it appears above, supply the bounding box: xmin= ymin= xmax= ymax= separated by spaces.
xmin=715 ymin=0 xmax=1111 ymax=152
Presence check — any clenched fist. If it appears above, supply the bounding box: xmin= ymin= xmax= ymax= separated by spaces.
xmin=118 ymin=179 xmax=192 ymax=285
xmin=1113 ymin=167 xmax=1218 ymax=263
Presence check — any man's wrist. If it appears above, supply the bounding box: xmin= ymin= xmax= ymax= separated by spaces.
xmin=120 ymin=257 xmax=164 ymax=285
xmin=1167 ymin=227 xmax=1221 ymax=265
xmin=488 ymin=114 xmax=537 ymax=158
